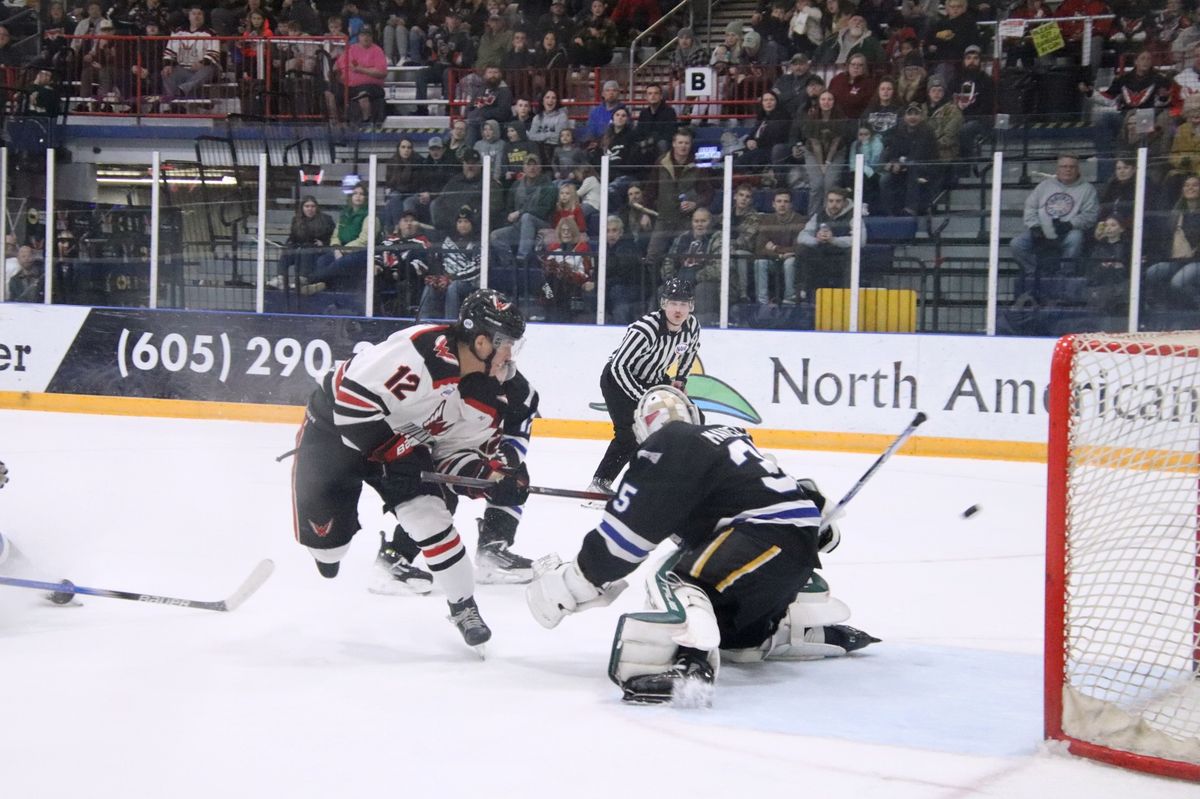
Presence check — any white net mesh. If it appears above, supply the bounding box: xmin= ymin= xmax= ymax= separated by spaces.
xmin=1058 ymin=331 xmax=1200 ymax=765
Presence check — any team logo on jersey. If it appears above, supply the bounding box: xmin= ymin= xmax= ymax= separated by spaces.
xmin=433 ymin=335 xmax=456 ymax=365
xmin=423 ymin=401 xmax=451 ymax=437
xmin=309 ymin=518 xmax=334 ymax=538
xmin=589 ymin=356 xmax=762 ymax=424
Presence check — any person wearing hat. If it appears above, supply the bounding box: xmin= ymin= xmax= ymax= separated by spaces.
xmin=536 ymin=0 xmax=576 ymax=51
xmin=878 ymin=103 xmax=939 ymax=216
xmin=489 ymin=154 xmax=558 ymax=277
xmin=773 ymin=52 xmax=821 ymax=117
xmin=669 ymin=26 xmax=711 ymax=119
xmin=897 ymin=51 xmax=928 ymax=106
xmin=585 ymin=79 xmax=624 ymax=142
xmin=432 ymin=150 xmax=485 ymax=233
xmin=476 ymin=11 xmax=513 ymax=69
xmin=571 ymin=0 xmax=617 ymax=68
xmin=418 ymin=206 xmax=483 ymax=319
xmin=711 ymin=19 xmax=744 ymax=71
xmin=924 ymin=75 xmax=962 ymax=163
xmin=950 ymin=43 xmax=994 ymax=161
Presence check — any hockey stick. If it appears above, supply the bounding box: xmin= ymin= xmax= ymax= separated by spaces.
xmin=0 ymin=559 xmax=276 ymax=612
xmin=819 ymin=411 xmax=927 ymax=529
xmin=420 ymin=471 xmax=613 ymax=501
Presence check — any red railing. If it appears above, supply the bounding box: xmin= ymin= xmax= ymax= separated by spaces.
xmin=61 ymin=33 xmax=347 ymax=119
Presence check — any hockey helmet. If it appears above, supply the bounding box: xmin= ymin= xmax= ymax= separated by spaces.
xmin=633 ymin=385 xmax=702 ymax=443
xmin=660 ymin=276 xmax=695 ymax=305
xmin=457 ymin=288 xmax=526 ymax=347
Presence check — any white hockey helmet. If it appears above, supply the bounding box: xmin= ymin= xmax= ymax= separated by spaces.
xmin=633 ymin=385 xmax=702 ymax=443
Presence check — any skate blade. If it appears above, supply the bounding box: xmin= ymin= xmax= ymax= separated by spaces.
xmin=474 ymin=566 xmax=534 ymax=585
xmin=472 ymin=644 xmax=487 ymax=660
xmin=366 ymin=572 xmax=433 ymax=596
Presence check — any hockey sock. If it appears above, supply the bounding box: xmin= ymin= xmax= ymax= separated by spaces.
xmin=415 ymin=525 xmax=474 ymax=602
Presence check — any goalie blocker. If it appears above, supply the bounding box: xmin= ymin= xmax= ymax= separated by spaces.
xmin=526 ymin=386 xmax=877 ymax=704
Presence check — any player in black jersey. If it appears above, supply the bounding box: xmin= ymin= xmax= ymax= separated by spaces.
xmin=528 ymin=386 xmax=877 ymax=704
xmin=587 ymin=277 xmax=701 ymax=495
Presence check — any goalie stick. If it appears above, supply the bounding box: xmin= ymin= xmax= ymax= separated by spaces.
xmin=420 ymin=471 xmax=614 ymax=502
xmin=819 ymin=411 xmax=927 ymax=529
xmin=0 ymin=558 xmax=276 ymax=612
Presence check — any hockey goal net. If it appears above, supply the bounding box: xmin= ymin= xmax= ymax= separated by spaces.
xmin=1046 ymin=331 xmax=1200 ymax=781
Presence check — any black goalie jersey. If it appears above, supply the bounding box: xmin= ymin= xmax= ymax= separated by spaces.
xmin=576 ymin=422 xmax=822 ymax=586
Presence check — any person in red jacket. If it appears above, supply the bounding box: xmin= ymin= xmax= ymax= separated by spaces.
xmin=828 ymin=53 xmax=877 ymax=119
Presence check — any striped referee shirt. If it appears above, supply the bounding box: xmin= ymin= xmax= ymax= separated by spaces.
xmin=606 ymin=310 xmax=701 ymax=402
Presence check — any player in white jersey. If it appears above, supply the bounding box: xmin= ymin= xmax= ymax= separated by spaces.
xmin=289 ymin=289 xmax=530 ymax=649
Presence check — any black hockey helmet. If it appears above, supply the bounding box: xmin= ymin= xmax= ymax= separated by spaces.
xmin=457 ymin=288 xmax=526 ymax=344
xmin=660 ymin=276 xmax=695 ymax=304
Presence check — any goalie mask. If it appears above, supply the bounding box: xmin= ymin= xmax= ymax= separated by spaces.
xmin=633 ymin=386 xmax=702 ymax=443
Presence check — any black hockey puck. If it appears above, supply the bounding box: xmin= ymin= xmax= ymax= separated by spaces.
xmin=47 ymin=579 xmax=76 ymax=605
xmin=961 ymin=504 xmax=981 ymax=519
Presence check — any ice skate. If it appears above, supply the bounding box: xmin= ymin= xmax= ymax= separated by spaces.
xmin=475 ymin=534 xmax=536 ymax=585
xmin=369 ymin=531 xmax=434 ymax=595
xmin=620 ymin=647 xmax=715 ymax=707
xmin=447 ymin=596 xmax=492 ymax=654
xmin=372 ymin=527 xmax=439 ymax=590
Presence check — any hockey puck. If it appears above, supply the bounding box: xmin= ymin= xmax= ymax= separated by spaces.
xmin=46 ymin=579 xmax=76 ymax=605
xmin=961 ymin=504 xmax=981 ymax=519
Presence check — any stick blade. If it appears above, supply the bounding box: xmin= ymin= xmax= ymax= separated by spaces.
xmin=218 ymin=559 xmax=276 ymax=612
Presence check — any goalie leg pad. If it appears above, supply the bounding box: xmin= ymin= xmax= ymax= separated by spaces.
xmin=608 ymin=558 xmax=721 ymax=689
xmin=760 ymin=575 xmax=879 ymax=660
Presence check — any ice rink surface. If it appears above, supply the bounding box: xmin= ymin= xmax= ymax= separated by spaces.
xmin=0 ymin=409 xmax=1196 ymax=798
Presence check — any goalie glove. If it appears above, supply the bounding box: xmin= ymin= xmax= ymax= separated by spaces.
xmin=526 ymin=560 xmax=627 ymax=629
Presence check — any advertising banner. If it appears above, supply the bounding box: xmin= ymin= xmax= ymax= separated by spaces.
xmin=0 ymin=306 xmax=1059 ymax=447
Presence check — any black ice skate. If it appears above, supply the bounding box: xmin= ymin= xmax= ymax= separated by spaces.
xmin=448 ymin=596 xmax=492 ymax=652
xmin=369 ymin=531 xmax=434 ymax=596
xmin=621 ymin=647 xmax=715 ymax=707
xmin=820 ymin=624 xmax=881 ymax=653
xmin=474 ymin=531 xmax=536 ymax=585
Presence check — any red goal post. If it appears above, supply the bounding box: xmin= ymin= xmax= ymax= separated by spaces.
xmin=1046 ymin=331 xmax=1200 ymax=781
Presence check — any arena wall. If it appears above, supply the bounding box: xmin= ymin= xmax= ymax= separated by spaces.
xmin=0 ymin=305 xmax=1057 ymax=461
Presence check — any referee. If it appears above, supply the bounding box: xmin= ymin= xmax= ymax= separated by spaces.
xmin=588 ymin=277 xmax=701 ymax=493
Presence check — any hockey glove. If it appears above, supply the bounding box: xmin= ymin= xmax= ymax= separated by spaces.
xmin=0 ymin=459 xmax=7 ymax=489
xmin=485 ymin=464 xmax=529 ymax=507
xmin=526 ymin=560 xmax=628 ymax=629
xmin=377 ymin=448 xmax=435 ymax=498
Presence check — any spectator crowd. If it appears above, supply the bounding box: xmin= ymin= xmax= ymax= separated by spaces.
xmin=8 ymin=0 xmax=1200 ymax=326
